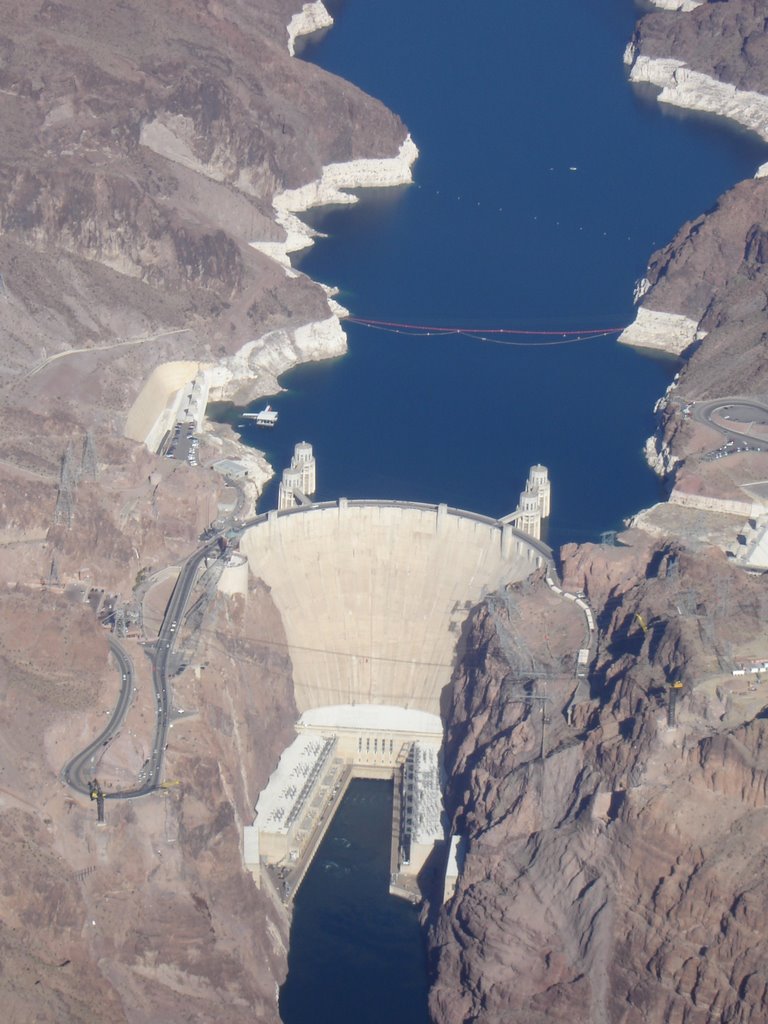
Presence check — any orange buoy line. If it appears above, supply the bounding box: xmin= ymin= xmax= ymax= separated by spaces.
xmin=345 ymin=315 xmax=625 ymax=346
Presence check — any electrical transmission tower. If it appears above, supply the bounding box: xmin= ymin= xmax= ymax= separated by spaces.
xmin=60 ymin=442 xmax=79 ymax=491
xmin=81 ymin=431 xmax=98 ymax=480
xmin=487 ymin=589 xmax=537 ymax=680
xmin=505 ymin=686 xmax=551 ymax=759
xmin=48 ymin=556 xmax=60 ymax=587
xmin=53 ymin=486 xmax=74 ymax=528
xmin=125 ymin=602 xmax=142 ymax=635
xmin=675 ymin=589 xmax=698 ymax=617
xmin=53 ymin=441 xmax=81 ymax=529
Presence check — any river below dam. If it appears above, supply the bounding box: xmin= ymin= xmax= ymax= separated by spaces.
xmin=244 ymin=1 xmax=767 ymax=1020
xmin=279 ymin=779 xmax=430 ymax=1024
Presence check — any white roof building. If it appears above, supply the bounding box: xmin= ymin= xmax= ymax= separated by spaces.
xmin=255 ymin=733 xmax=337 ymax=837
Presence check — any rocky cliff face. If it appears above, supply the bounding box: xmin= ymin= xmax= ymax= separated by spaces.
xmin=623 ymin=0 xmax=768 ymax=370
xmin=629 ymin=175 xmax=768 ymax=459
xmin=619 ymin=0 xmax=768 ymax=509
xmin=628 ymin=0 xmax=768 ymax=95
xmin=428 ymin=539 xmax=768 ymax=1024
xmin=0 ymin=0 xmax=407 ymax=404
xmin=639 ymin=179 xmax=768 ymax=346
xmin=5 ymin=1 xmax=768 ymax=1022
xmin=0 ymin=580 xmax=297 ymax=1023
xmin=0 ymin=2 xmax=410 ymax=1021
xmin=427 ymin=11 xmax=768 ymax=1015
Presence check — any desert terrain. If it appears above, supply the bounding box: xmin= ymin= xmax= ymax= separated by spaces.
xmin=2 ymin=1 xmax=768 ymax=1023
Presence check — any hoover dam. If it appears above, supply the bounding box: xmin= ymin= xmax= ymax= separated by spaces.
xmin=240 ymin=498 xmax=551 ymax=714
xmin=239 ymin=484 xmax=553 ymax=897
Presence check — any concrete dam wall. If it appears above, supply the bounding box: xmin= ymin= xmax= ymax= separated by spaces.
xmin=240 ymin=500 xmax=552 ymax=716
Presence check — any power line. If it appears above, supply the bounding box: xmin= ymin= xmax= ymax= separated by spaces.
xmin=345 ymin=314 xmax=624 ymax=346
xmin=194 ymin=621 xmax=566 ymax=678
xmin=348 ymin=314 xmax=624 ymax=336
xmin=197 ymin=623 xmax=454 ymax=670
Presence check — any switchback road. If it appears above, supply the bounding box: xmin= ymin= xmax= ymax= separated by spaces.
xmin=64 ymin=538 xmax=222 ymax=800
xmin=63 ymin=635 xmax=134 ymax=796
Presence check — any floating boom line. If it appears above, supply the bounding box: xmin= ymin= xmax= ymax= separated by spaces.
xmin=345 ymin=314 xmax=625 ymax=347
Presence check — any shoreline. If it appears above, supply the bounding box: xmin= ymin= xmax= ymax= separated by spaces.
xmin=287 ymin=1 xmax=333 ymax=57
xmin=617 ymin=307 xmax=702 ymax=356
xmin=620 ymin=32 xmax=768 ymax=356
xmin=123 ymin=11 xmax=418 ymax=511
xmin=625 ymin=52 xmax=768 ymax=144
xmin=643 ymin=0 xmax=703 ymax=9
xmin=619 ymin=27 xmax=768 ymax=505
xmin=250 ymin=134 xmax=418 ymax=269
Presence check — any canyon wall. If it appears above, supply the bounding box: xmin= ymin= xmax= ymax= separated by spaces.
xmin=4 ymin=0 xmax=768 ymax=1021
xmin=621 ymin=0 xmax=768 ymax=364
xmin=428 ymin=538 xmax=768 ymax=1024
xmin=618 ymin=0 xmax=768 ymax=527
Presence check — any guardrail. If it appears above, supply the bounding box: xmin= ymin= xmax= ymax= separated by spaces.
xmin=238 ymin=497 xmax=553 ymax=562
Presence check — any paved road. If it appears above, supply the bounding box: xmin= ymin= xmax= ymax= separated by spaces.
xmin=692 ymin=398 xmax=768 ymax=450
xmin=110 ymin=538 xmax=221 ymax=799
xmin=63 ymin=635 xmax=134 ymax=796
xmin=25 ymin=327 xmax=191 ymax=379
xmin=64 ymin=539 xmax=221 ymax=800
xmin=68 ymin=498 xmax=532 ymax=801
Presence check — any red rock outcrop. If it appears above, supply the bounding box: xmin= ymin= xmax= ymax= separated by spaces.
xmin=428 ymin=538 xmax=768 ymax=1024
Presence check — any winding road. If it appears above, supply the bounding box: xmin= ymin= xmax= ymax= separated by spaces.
xmin=692 ymin=398 xmax=768 ymax=450
xmin=63 ymin=538 xmax=222 ymax=800
xmin=63 ymin=635 xmax=135 ymax=796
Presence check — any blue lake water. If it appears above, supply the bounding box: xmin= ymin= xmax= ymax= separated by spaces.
xmin=221 ymin=0 xmax=767 ymax=546
xmin=248 ymin=3 xmax=767 ymax=1021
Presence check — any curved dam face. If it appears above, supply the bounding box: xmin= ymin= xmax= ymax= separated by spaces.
xmin=240 ymin=499 xmax=552 ymax=716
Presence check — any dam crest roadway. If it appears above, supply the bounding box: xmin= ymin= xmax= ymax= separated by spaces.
xmin=240 ymin=477 xmax=553 ymax=901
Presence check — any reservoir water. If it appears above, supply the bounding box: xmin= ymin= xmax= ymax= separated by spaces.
xmin=256 ymin=2 xmax=768 ymax=1020
xmin=226 ymin=0 xmax=767 ymax=546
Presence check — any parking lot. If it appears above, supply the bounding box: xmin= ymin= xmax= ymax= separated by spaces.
xmin=162 ymin=421 xmax=199 ymax=466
